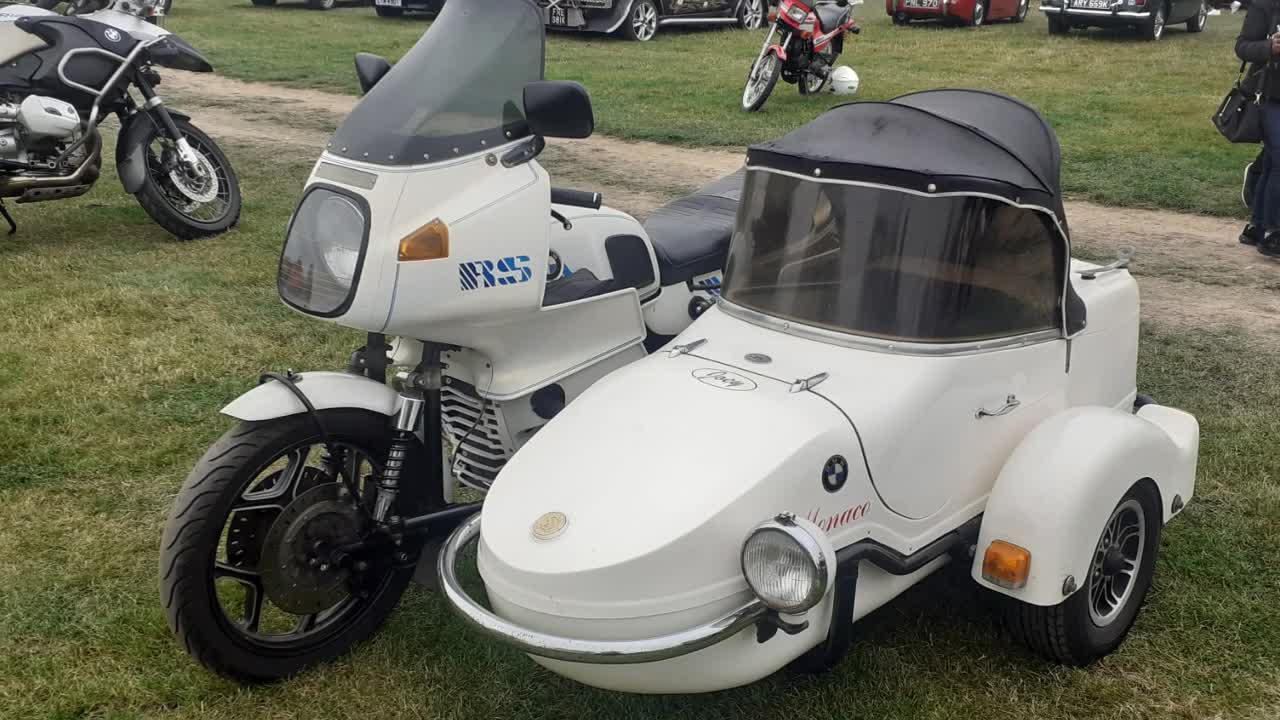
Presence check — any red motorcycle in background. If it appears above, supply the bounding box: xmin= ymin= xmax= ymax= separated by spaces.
xmin=741 ymin=0 xmax=861 ymax=112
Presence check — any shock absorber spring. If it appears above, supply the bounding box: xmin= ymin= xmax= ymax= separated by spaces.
xmin=374 ymin=394 xmax=424 ymax=523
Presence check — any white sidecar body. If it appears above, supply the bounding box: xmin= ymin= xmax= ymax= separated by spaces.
xmin=439 ymin=92 xmax=1199 ymax=693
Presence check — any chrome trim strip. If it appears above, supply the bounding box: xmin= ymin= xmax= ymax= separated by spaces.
xmin=657 ymin=16 xmax=739 ymax=24
xmin=716 ymin=299 xmax=1063 ymax=357
xmin=740 ymin=165 xmax=1079 ymax=340
xmin=1040 ymin=5 xmax=1151 ymax=14
xmin=438 ymin=513 xmax=770 ymax=664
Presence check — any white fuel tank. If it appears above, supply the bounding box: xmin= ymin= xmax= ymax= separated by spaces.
xmin=18 ymin=95 xmax=80 ymax=139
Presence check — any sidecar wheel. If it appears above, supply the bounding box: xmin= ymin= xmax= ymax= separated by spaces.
xmin=1000 ymin=480 xmax=1161 ymax=665
xmin=160 ymin=410 xmax=427 ymax=682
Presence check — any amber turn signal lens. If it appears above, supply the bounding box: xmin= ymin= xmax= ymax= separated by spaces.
xmin=982 ymin=540 xmax=1031 ymax=589
xmin=398 ymin=218 xmax=449 ymax=262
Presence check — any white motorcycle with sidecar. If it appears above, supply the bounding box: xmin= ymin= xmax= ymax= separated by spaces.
xmin=434 ymin=90 xmax=1200 ymax=693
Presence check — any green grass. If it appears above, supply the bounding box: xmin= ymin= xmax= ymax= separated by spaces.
xmin=167 ymin=0 xmax=1258 ymax=215
xmin=0 ymin=135 xmax=1278 ymax=719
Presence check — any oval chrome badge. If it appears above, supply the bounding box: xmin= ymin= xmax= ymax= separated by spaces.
xmin=691 ymin=368 xmax=757 ymax=392
xmin=531 ymin=511 xmax=568 ymax=540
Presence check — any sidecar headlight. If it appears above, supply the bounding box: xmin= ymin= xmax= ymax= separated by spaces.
xmin=741 ymin=515 xmax=828 ymax=614
xmin=278 ymin=186 xmax=370 ymax=317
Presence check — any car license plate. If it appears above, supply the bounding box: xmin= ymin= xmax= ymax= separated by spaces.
xmin=374 ymin=0 xmax=401 ymax=6
xmin=549 ymin=5 xmax=568 ymax=24
xmin=904 ymin=0 xmax=941 ymax=8
xmin=1070 ymin=0 xmax=1110 ymax=8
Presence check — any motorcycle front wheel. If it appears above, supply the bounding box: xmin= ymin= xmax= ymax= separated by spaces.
xmin=134 ymin=117 xmax=241 ymax=240
xmin=160 ymin=409 xmax=427 ymax=683
xmin=742 ymin=52 xmax=780 ymax=112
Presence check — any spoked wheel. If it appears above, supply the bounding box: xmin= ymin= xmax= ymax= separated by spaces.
xmin=160 ymin=410 xmax=430 ymax=682
xmin=622 ymin=0 xmax=659 ymax=41
xmin=737 ymin=0 xmax=766 ymax=29
xmin=1000 ymin=481 xmax=1161 ymax=666
xmin=135 ymin=118 xmax=241 ymax=240
xmin=742 ymin=52 xmax=780 ymax=112
xmin=798 ymin=55 xmax=832 ymax=96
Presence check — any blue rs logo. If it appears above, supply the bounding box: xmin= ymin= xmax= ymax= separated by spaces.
xmin=459 ymin=256 xmax=533 ymax=291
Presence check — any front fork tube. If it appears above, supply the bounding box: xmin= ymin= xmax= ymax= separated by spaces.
xmin=132 ymin=72 xmax=201 ymax=171
xmin=751 ymin=26 xmax=778 ymax=79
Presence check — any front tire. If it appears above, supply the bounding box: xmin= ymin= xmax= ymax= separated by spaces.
xmin=1142 ymin=4 xmax=1165 ymax=39
xmin=1047 ymin=15 xmax=1069 ymax=33
xmin=1186 ymin=0 xmax=1206 ymax=31
xmin=133 ymin=117 xmax=241 ymax=240
xmin=971 ymin=0 xmax=986 ymax=26
xmin=742 ymin=52 xmax=780 ymax=112
xmin=308 ymin=0 xmax=337 ymax=8
xmin=161 ymin=410 xmax=426 ymax=682
xmin=737 ymin=0 xmax=766 ymax=29
xmin=1000 ymin=481 xmax=1161 ymax=665
xmin=250 ymin=0 xmax=277 ymax=5
xmin=622 ymin=0 xmax=659 ymax=40
xmin=1012 ymin=0 xmax=1029 ymax=21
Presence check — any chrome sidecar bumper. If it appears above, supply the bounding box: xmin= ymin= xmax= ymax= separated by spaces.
xmin=436 ymin=513 xmax=770 ymax=664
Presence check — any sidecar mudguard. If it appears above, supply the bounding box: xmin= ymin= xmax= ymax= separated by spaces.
xmin=116 ymin=110 xmax=191 ymax=195
xmin=221 ymin=371 xmax=400 ymax=422
xmin=972 ymin=405 xmax=1198 ymax=607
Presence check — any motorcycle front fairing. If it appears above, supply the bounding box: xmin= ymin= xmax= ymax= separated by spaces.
xmin=277 ymin=0 xmax=650 ymax=400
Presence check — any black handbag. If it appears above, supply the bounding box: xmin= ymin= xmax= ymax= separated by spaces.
xmin=1214 ymin=60 xmax=1267 ymax=144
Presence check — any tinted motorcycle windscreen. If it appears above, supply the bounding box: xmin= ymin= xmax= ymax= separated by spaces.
xmin=722 ymin=170 xmax=1066 ymax=344
xmin=328 ymin=0 xmax=544 ymax=166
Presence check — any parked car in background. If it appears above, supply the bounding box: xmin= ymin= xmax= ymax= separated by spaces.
xmin=373 ymin=0 xmax=444 ymax=16
xmin=249 ymin=0 xmax=364 ymax=9
xmin=1040 ymin=0 xmax=1206 ymax=39
xmin=887 ymin=0 xmax=1027 ymax=25
xmin=540 ymin=0 xmax=767 ymax=41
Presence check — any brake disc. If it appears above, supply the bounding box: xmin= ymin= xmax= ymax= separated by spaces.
xmin=167 ymin=147 xmax=219 ymax=204
xmin=260 ymin=484 xmax=368 ymax=615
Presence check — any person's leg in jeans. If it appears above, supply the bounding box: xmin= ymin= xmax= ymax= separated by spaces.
xmin=1257 ymin=104 xmax=1280 ymax=256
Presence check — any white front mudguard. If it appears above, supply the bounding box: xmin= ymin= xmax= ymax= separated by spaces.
xmin=220 ymin=371 xmax=401 ymax=422
xmin=972 ymin=404 xmax=1199 ymax=606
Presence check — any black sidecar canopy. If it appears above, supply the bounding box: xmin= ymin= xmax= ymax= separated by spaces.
xmin=745 ymin=89 xmax=1067 ymax=226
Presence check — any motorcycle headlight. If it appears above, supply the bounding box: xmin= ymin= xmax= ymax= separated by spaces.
xmin=741 ymin=514 xmax=828 ymax=614
xmin=786 ymin=4 xmax=810 ymax=22
xmin=278 ymin=186 xmax=370 ymax=317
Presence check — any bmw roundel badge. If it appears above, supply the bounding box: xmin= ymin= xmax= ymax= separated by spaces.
xmin=822 ymin=455 xmax=848 ymax=493
xmin=104 ymin=28 xmax=121 ymax=43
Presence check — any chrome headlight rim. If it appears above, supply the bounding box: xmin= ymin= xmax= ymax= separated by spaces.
xmin=277 ymin=182 xmax=371 ymax=319
xmin=740 ymin=513 xmax=829 ymax=615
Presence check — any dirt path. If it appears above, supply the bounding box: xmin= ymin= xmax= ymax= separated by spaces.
xmin=165 ymin=72 xmax=1280 ymax=344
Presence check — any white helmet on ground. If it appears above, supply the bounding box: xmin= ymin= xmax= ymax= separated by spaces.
xmin=830 ymin=66 xmax=859 ymax=96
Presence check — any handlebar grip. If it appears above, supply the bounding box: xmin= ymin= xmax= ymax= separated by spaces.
xmin=551 ymin=188 xmax=602 ymax=210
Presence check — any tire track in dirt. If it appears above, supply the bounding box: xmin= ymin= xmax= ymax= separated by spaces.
xmin=164 ymin=72 xmax=1280 ymax=344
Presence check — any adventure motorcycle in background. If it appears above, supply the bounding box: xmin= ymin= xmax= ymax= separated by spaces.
xmin=0 ymin=0 xmax=239 ymax=239
xmin=742 ymin=0 xmax=861 ymax=112
xmin=160 ymin=0 xmax=736 ymax=681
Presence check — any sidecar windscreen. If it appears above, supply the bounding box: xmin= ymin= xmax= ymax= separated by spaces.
xmin=721 ymin=171 xmax=1066 ymax=344
xmin=328 ymin=0 xmax=544 ymax=165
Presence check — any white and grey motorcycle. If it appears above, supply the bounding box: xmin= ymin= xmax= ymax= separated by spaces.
xmin=0 ymin=0 xmax=239 ymax=239
xmin=160 ymin=0 xmax=736 ymax=681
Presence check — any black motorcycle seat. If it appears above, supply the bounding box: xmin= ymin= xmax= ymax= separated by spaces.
xmin=643 ymin=169 xmax=744 ymax=286
xmin=815 ymin=3 xmax=850 ymax=31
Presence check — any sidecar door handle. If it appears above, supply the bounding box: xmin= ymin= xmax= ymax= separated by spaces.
xmin=976 ymin=394 xmax=1020 ymax=420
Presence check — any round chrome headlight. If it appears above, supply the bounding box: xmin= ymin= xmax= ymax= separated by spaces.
xmin=741 ymin=514 xmax=828 ymax=614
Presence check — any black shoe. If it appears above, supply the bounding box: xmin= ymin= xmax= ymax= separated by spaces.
xmin=1259 ymin=232 xmax=1280 ymax=257
xmin=1240 ymin=223 xmax=1264 ymax=245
